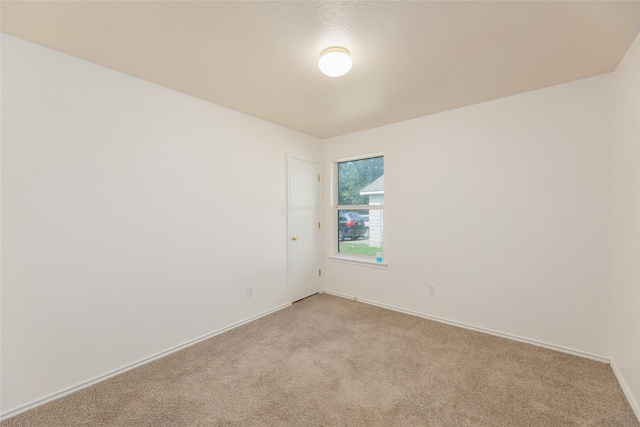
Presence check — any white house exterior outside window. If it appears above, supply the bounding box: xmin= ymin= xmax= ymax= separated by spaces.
xmin=359 ymin=175 xmax=384 ymax=249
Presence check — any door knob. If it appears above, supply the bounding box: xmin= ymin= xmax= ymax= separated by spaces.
xmin=292 ymin=236 xmax=299 ymax=241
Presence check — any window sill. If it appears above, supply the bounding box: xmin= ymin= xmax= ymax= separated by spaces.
xmin=328 ymin=255 xmax=388 ymax=269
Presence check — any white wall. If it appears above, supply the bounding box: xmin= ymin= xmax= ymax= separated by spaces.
xmin=0 ymin=34 xmax=320 ymax=416
xmin=322 ymin=74 xmax=614 ymax=360
xmin=612 ymin=33 xmax=640 ymax=418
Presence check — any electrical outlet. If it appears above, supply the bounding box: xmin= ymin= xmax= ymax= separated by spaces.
xmin=429 ymin=285 xmax=436 ymax=296
xmin=247 ymin=286 xmax=253 ymax=297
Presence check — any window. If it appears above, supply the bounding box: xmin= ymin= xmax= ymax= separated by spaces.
xmin=336 ymin=155 xmax=384 ymax=261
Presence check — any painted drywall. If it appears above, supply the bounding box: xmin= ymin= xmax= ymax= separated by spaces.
xmin=612 ymin=32 xmax=640 ymax=418
xmin=322 ymin=74 xmax=614 ymax=360
xmin=0 ymin=34 xmax=320 ymax=416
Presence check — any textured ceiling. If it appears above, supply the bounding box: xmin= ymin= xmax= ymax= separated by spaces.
xmin=2 ymin=1 xmax=639 ymax=139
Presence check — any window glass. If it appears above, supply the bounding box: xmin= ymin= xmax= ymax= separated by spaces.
xmin=338 ymin=156 xmax=384 ymax=206
xmin=336 ymin=156 xmax=384 ymax=260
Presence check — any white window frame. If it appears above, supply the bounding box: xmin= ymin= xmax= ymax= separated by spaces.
xmin=329 ymin=154 xmax=387 ymax=268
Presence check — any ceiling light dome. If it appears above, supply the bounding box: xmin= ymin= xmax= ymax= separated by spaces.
xmin=318 ymin=46 xmax=352 ymax=77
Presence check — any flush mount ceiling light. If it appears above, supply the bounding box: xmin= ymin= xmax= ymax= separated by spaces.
xmin=318 ymin=46 xmax=352 ymax=77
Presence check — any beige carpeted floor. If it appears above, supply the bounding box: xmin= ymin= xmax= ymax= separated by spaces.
xmin=2 ymin=293 xmax=638 ymax=426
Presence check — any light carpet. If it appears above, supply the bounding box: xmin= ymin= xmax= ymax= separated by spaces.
xmin=2 ymin=293 xmax=638 ymax=426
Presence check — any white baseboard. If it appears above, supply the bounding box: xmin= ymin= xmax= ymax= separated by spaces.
xmin=611 ymin=360 xmax=640 ymax=422
xmin=0 ymin=303 xmax=291 ymax=422
xmin=323 ymin=289 xmax=610 ymax=363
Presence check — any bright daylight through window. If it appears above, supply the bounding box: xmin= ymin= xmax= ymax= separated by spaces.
xmin=336 ymin=156 xmax=384 ymax=261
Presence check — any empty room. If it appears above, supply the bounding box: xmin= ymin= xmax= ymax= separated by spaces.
xmin=1 ymin=1 xmax=639 ymax=425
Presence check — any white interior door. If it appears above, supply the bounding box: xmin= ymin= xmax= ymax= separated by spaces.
xmin=288 ymin=156 xmax=321 ymax=302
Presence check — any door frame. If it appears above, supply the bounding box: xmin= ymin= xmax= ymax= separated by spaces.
xmin=286 ymin=153 xmax=322 ymax=304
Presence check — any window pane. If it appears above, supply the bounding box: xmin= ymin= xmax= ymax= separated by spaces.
xmin=338 ymin=209 xmax=383 ymax=257
xmin=338 ymin=156 xmax=384 ymax=206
